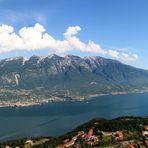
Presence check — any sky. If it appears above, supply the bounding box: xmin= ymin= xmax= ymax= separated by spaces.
xmin=0 ymin=0 xmax=148 ymax=69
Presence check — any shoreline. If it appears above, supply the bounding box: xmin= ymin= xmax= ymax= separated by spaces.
xmin=1 ymin=116 xmax=148 ymax=147
xmin=0 ymin=88 xmax=148 ymax=108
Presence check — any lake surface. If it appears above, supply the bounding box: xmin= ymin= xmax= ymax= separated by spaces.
xmin=0 ymin=93 xmax=148 ymax=141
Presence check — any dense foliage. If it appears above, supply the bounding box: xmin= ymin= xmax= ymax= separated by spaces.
xmin=1 ymin=55 xmax=148 ymax=101
xmin=1 ymin=116 xmax=148 ymax=147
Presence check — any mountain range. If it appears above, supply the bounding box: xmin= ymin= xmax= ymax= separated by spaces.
xmin=0 ymin=54 xmax=148 ymax=103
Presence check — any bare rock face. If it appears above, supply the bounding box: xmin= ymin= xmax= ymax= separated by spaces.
xmin=0 ymin=54 xmax=148 ymax=101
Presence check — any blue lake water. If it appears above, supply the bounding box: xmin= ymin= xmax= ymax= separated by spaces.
xmin=0 ymin=93 xmax=148 ymax=141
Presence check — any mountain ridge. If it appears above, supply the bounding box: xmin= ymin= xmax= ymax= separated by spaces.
xmin=0 ymin=54 xmax=148 ymax=106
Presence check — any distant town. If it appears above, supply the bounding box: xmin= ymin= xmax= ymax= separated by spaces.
xmin=1 ymin=54 xmax=148 ymax=108
xmin=0 ymin=88 xmax=148 ymax=108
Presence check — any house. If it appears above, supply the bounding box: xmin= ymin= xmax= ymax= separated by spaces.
xmin=143 ymin=131 xmax=148 ymax=135
xmin=25 ymin=139 xmax=34 ymax=146
xmin=81 ymin=133 xmax=86 ymax=139
xmin=78 ymin=131 xmax=84 ymax=136
xmin=64 ymin=140 xmax=75 ymax=147
xmin=58 ymin=134 xmax=79 ymax=148
xmin=5 ymin=146 xmax=11 ymax=148
xmin=86 ymin=141 xmax=93 ymax=145
xmin=115 ymin=131 xmax=124 ymax=141
xmin=142 ymin=131 xmax=148 ymax=138
xmin=72 ymin=135 xmax=78 ymax=141
xmin=87 ymin=128 xmax=94 ymax=138
xmin=91 ymin=136 xmax=99 ymax=142
xmin=63 ymin=139 xmax=69 ymax=143
xmin=84 ymin=128 xmax=94 ymax=141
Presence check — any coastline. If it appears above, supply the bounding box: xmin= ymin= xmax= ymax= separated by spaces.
xmin=1 ymin=116 xmax=148 ymax=147
xmin=0 ymin=88 xmax=148 ymax=108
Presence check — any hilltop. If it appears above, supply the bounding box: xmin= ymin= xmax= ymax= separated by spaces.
xmin=1 ymin=116 xmax=148 ymax=147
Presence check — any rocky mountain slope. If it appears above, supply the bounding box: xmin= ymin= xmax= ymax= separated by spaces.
xmin=0 ymin=54 xmax=148 ymax=103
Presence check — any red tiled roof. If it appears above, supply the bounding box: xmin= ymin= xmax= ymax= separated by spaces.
xmin=63 ymin=139 xmax=69 ymax=143
xmin=64 ymin=140 xmax=75 ymax=147
xmin=115 ymin=131 xmax=124 ymax=141
xmin=87 ymin=128 xmax=93 ymax=137
xmin=86 ymin=141 xmax=93 ymax=145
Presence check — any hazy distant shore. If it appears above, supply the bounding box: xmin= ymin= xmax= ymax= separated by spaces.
xmin=0 ymin=88 xmax=148 ymax=108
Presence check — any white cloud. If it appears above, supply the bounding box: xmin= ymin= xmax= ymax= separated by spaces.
xmin=0 ymin=24 xmax=14 ymax=33
xmin=64 ymin=26 xmax=81 ymax=38
xmin=108 ymin=50 xmax=119 ymax=58
xmin=0 ymin=23 xmax=138 ymax=62
xmin=121 ymin=53 xmax=139 ymax=62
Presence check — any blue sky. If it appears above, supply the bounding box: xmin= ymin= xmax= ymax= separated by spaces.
xmin=0 ymin=0 xmax=148 ymax=69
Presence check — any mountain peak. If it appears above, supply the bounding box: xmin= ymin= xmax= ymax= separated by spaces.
xmin=47 ymin=54 xmax=62 ymax=59
xmin=29 ymin=55 xmax=43 ymax=60
xmin=65 ymin=54 xmax=81 ymax=59
xmin=0 ymin=54 xmax=148 ymax=103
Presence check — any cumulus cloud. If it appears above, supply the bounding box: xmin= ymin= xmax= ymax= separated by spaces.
xmin=64 ymin=26 xmax=81 ymax=38
xmin=108 ymin=50 xmax=119 ymax=58
xmin=0 ymin=23 xmax=138 ymax=62
xmin=121 ymin=53 xmax=139 ymax=62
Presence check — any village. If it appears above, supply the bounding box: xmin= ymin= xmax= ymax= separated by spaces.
xmin=2 ymin=117 xmax=148 ymax=148
xmin=56 ymin=125 xmax=148 ymax=148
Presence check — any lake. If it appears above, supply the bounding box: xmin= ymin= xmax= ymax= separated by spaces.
xmin=0 ymin=92 xmax=148 ymax=141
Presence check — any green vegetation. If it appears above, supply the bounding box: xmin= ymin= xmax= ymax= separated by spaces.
xmin=1 ymin=55 xmax=148 ymax=104
xmin=1 ymin=116 xmax=148 ymax=147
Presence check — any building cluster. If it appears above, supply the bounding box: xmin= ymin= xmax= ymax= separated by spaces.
xmin=25 ymin=139 xmax=34 ymax=146
xmin=3 ymin=125 xmax=148 ymax=148
xmin=57 ymin=131 xmax=84 ymax=148
xmin=81 ymin=127 xmax=99 ymax=145
xmin=57 ymin=128 xmax=99 ymax=148
xmin=56 ymin=126 xmax=146 ymax=148
xmin=56 ymin=127 xmax=133 ymax=148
